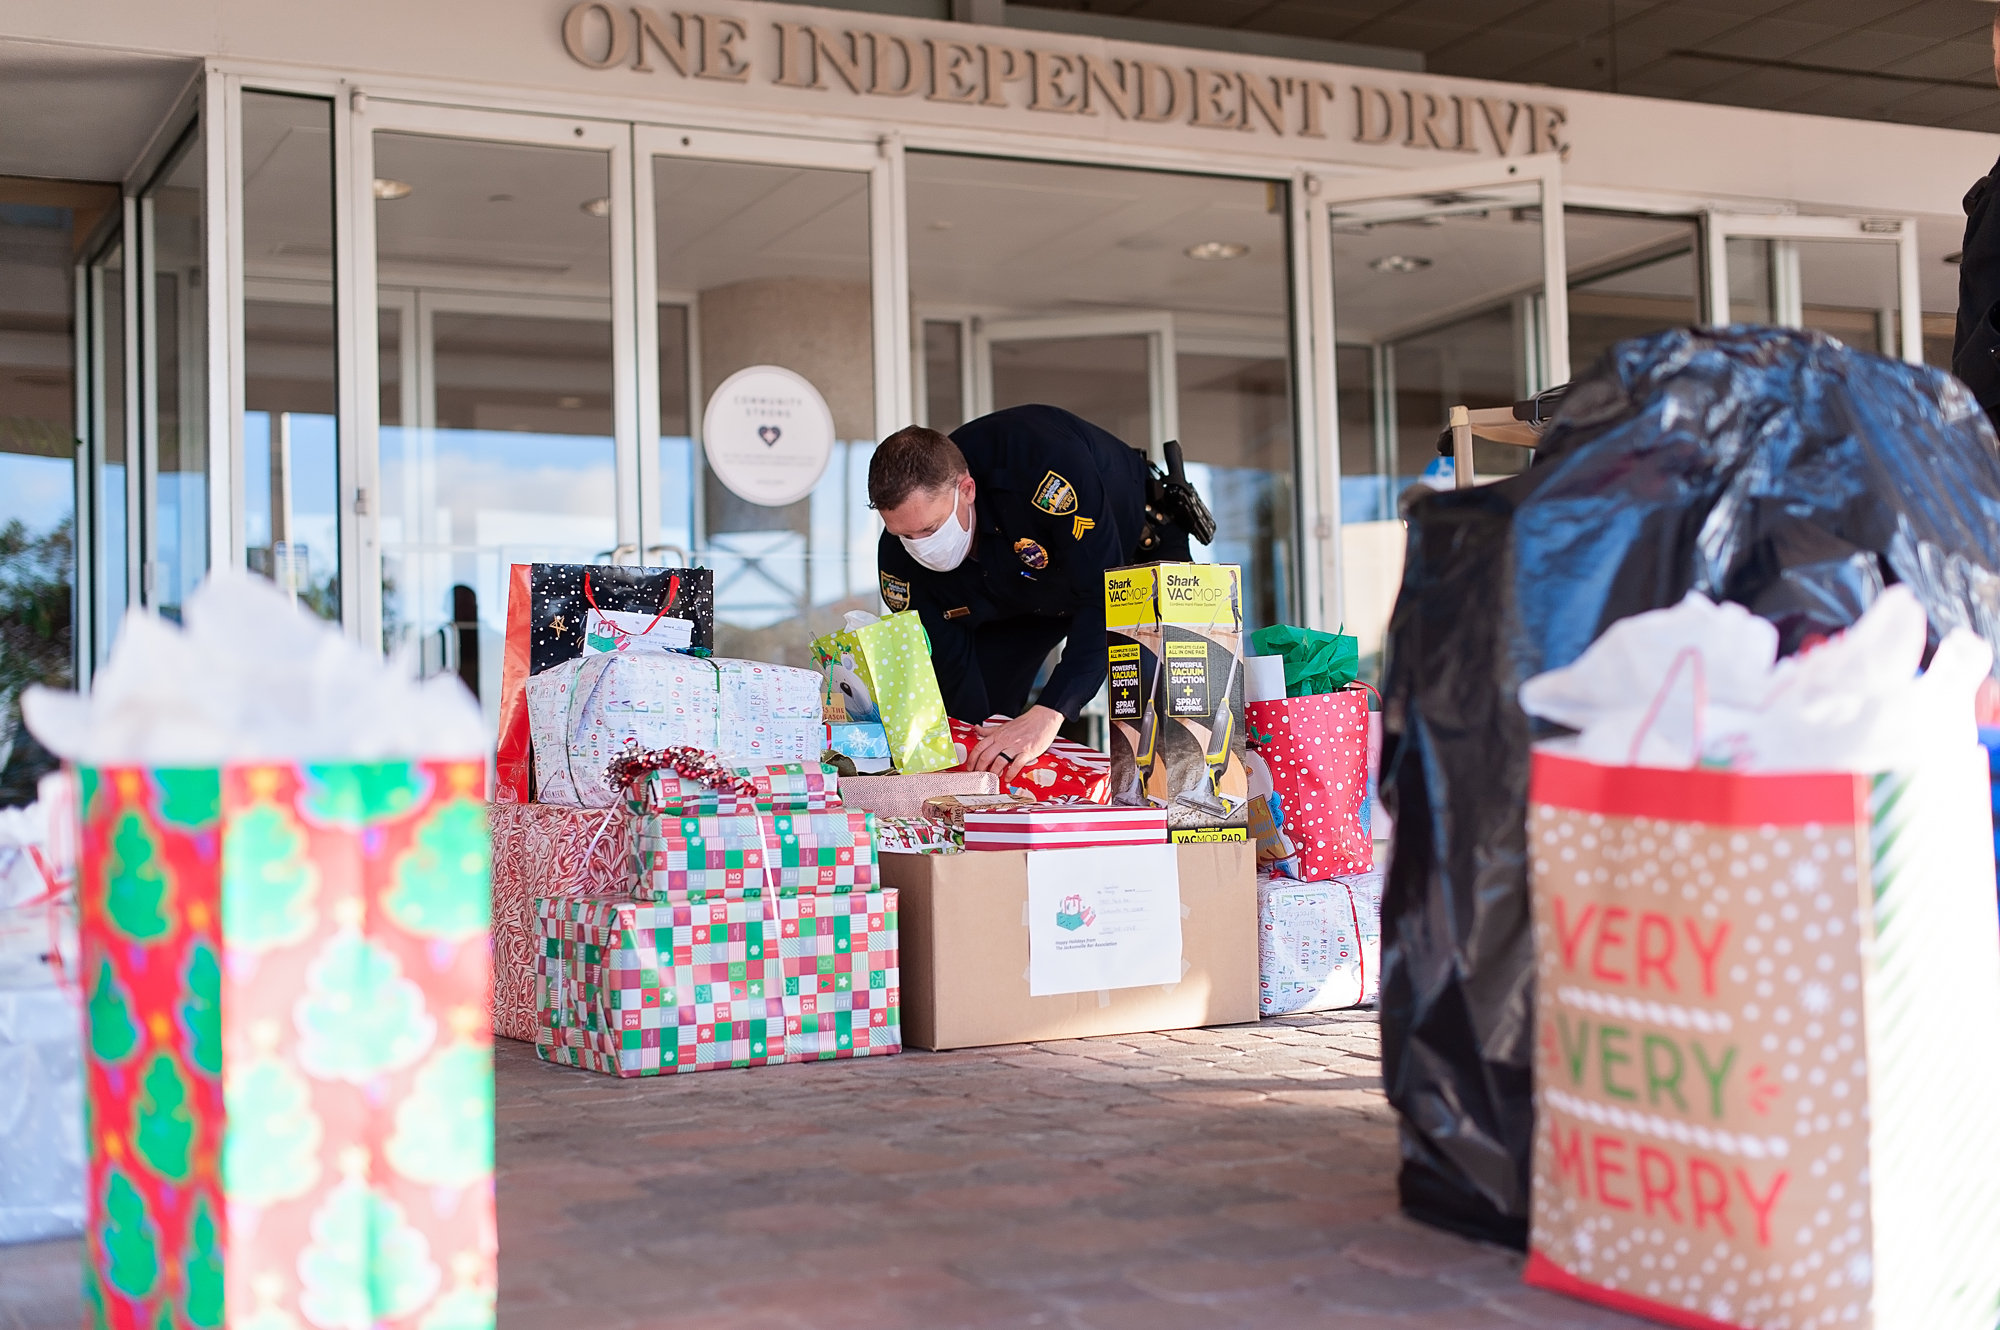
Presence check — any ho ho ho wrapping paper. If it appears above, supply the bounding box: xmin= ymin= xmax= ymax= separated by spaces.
xmin=1522 ymin=744 xmax=2000 ymax=1330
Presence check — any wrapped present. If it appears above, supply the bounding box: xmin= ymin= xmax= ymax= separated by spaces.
xmin=810 ymin=612 xmax=956 ymax=774
xmin=490 ymin=802 xmax=636 ymax=1043
xmin=623 ymin=758 xmax=841 ymax=817
xmin=875 ymin=816 xmax=962 ymax=855
xmin=537 ymin=895 xmax=783 ymax=1076
xmin=947 ymin=717 xmax=1112 ymax=803
xmin=634 ymin=810 xmax=877 ymax=902
xmin=78 ymin=761 xmax=495 ymax=1330
xmin=534 ymin=891 xmax=899 ymax=1075
xmin=961 ymin=802 xmax=1168 ymax=851
xmin=837 ymin=771 xmax=998 ymax=819
xmin=0 ymin=986 xmax=84 ymax=1243
xmin=1245 ymin=687 xmax=1372 ymax=878
xmin=497 ymin=562 xmax=714 ymax=801
xmin=1257 ymin=872 xmax=1382 ymax=1015
xmin=526 ymin=652 xmax=823 ymax=806
xmin=920 ymin=792 xmax=1034 ymax=831
xmin=776 ymin=892 xmax=901 ymax=1059
xmin=828 ymin=722 xmax=892 ymax=774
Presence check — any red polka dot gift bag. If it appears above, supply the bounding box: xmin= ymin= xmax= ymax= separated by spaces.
xmin=1244 ymin=686 xmax=1375 ymax=879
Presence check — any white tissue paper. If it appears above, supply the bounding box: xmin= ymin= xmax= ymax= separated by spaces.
xmin=1518 ymin=586 xmax=1991 ymax=772
xmin=21 ymin=571 xmax=486 ymax=765
xmin=0 ymin=802 xmax=74 ymax=991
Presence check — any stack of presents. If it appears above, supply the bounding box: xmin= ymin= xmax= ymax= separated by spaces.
xmin=491 ymin=558 xmax=1388 ymax=1067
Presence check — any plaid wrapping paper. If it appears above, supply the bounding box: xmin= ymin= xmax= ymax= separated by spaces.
xmin=489 ymin=802 xmax=636 ymax=1042
xmin=534 ymin=892 xmax=899 ymax=1076
xmin=634 ymin=810 xmax=877 ymax=902
xmin=629 ymin=761 xmax=842 ymax=817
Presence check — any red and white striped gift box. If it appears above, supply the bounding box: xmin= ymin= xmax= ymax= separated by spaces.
xmin=961 ymin=802 xmax=1167 ymax=851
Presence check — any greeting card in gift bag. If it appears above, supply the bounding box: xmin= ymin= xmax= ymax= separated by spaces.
xmin=809 ymin=612 xmax=955 ymax=774
xmin=1244 ymin=686 xmax=1372 ymax=878
xmin=78 ymin=760 xmax=496 ymax=1330
xmin=497 ymin=563 xmax=715 ymax=802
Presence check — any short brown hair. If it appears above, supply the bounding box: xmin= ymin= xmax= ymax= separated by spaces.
xmin=868 ymin=426 xmax=968 ymax=510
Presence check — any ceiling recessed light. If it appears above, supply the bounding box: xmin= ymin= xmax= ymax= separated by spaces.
xmin=581 ymin=197 xmax=611 ymax=218
xmin=558 ymin=396 xmax=583 ymax=409
xmin=930 ymin=220 xmax=954 ymax=230
xmin=372 ymin=178 xmax=412 ymax=201
xmin=1371 ymin=254 xmax=1433 ymax=274
xmin=488 ymin=193 xmax=514 ymax=204
xmin=1185 ymin=241 xmax=1249 ymax=261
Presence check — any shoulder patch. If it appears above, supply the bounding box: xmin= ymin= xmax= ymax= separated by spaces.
xmin=1031 ymin=470 xmax=1078 ymax=516
xmin=879 ymin=572 xmax=911 ymax=612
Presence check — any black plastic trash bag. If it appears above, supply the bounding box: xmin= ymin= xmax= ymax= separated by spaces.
xmin=1378 ymin=326 xmax=2000 ymax=1248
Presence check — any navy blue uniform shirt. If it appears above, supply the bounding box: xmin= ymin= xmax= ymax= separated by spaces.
xmin=876 ymin=405 xmax=1154 ymax=723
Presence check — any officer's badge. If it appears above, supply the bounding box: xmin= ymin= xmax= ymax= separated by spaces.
xmin=1013 ymin=538 xmax=1049 ymax=570
xmin=1071 ymin=515 xmax=1095 ymax=541
xmin=1031 ymin=470 xmax=1078 ymax=516
xmin=879 ymin=572 xmax=911 ymax=611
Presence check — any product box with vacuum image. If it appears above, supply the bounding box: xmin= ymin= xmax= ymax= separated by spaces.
xmin=1104 ymin=562 xmax=1249 ymax=839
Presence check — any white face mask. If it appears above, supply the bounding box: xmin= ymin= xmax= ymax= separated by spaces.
xmin=899 ymin=492 xmax=973 ymax=572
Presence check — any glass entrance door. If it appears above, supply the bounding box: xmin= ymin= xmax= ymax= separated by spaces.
xmin=1705 ymin=214 xmax=1919 ymax=362
xmin=638 ymin=128 xmax=888 ymax=668
xmin=358 ymin=106 xmax=634 ymax=715
xmin=1321 ymin=155 xmax=1568 ymax=681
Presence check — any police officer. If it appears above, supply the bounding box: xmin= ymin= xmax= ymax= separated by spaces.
xmin=870 ymin=404 xmax=1202 ymax=782
xmin=1956 ymin=2 xmax=2000 ymax=429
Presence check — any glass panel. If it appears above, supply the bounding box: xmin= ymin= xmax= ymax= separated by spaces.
xmin=907 ymin=153 xmax=1296 ymax=634
xmin=653 ymin=156 xmax=875 ymax=667
xmin=146 ymin=127 xmax=208 ymax=622
xmin=922 ymin=320 xmax=963 ymax=432
xmin=1725 ymin=237 xmax=1775 ymax=325
xmin=989 ymin=334 xmax=1151 ymax=450
xmin=241 ymin=91 xmax=340 ymax=620
xmin=657 ymin=302 xmax=692 ymax=563
xmin=1726 ymin=236 xmax=1903 ymax=355
xmin=95 ymin=243 xmax=128 ymax=665
xmin=375 ymin=131 xmax=615 ymax=720
xmin=1329 ymin=180 xmax=1548 ymax=680
xmin=1564 ymin=211 xmax=1700 ymax=373
xmin=0 ymin=186 xmax=90 ymax=795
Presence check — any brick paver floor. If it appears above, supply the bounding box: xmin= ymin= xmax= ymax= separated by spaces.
xmin=2 ymin=1012 xmax=1653 ymax=1330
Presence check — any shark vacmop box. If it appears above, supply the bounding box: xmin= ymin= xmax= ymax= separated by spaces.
xmin=1104 ymin=562 xmax=1249 ymax=839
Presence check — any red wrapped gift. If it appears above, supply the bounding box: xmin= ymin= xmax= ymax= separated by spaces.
xmin=1245 ymin=687 xmax=1371 ymax=878
xmin=961 ymin=802 xmax=1167 ymax=851
xmin=947 ymin=717 xmax=1111 ymax=803
xmin=490 ymin=803 xmax=636 ymax=1042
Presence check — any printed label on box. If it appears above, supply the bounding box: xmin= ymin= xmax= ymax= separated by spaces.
xmin=1171 ymin=827 xmax=1247 ymax=843
xmin=1025 ymin=844 xmax=1181 ymax=997
xmin=1166 ymin=640 xmax=1210 ymax=718
xmin=1108 ymin=640 xmax=1143 ymax=722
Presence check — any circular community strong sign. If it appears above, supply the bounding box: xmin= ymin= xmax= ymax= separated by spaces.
xmin=701 ymin=364 xmax=837 ymax=508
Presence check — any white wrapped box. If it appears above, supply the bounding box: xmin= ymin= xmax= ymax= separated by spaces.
xmin=527 ymin=652 xmax=824 ymax=806
xmin=0 ymin=986 xmax=84 ymax=1244
xmin=1257 ymin=872 xmax=1382 ymax=1015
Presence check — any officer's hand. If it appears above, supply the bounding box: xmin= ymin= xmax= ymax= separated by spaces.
xmin=969 ymin=706 xmax=1065 ymax=786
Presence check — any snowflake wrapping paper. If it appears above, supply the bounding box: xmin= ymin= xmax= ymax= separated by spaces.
xmin=525 ymin=653 xmax=824 ymax=806
xmin=77 ymin=762 xmax=496 ymax=1330
xmin=627 ymin=761 xmax=842 ymax=818
xmin=1524 ymin=746 xmax=2000 ymax=1330
xmin=489 ymin=802 xmax=637 ymax=1043
xmin=1243 ymin=689 xmax=1371 ymax=879
xmin=534 ymin=890 xmax=899 ymax=1076
xmin=633 ymin=810 xmax=877 ymax=903
xmin=1256 ymin=871 xmax=1382 ymax=1015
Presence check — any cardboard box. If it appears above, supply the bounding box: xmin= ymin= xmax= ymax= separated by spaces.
xmin=1104 ymin=563 xmax=1249 ymax=834
xmin=881 ymin=841 xmax=1257 ymax=1049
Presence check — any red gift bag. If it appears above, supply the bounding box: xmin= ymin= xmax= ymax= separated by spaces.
xmin=1245 ymin=686 xmax=1372 ymax=877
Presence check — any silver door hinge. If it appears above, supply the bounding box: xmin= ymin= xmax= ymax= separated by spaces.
xmin=354 ymin=487 xmax=369 ymax=515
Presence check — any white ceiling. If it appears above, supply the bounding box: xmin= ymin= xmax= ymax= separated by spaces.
xmin=0 ymin=40 xmax=196 ymax=183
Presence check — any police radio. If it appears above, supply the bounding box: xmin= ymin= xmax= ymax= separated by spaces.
xmin=1143 ymin=438 xmax=1217 ymax=549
